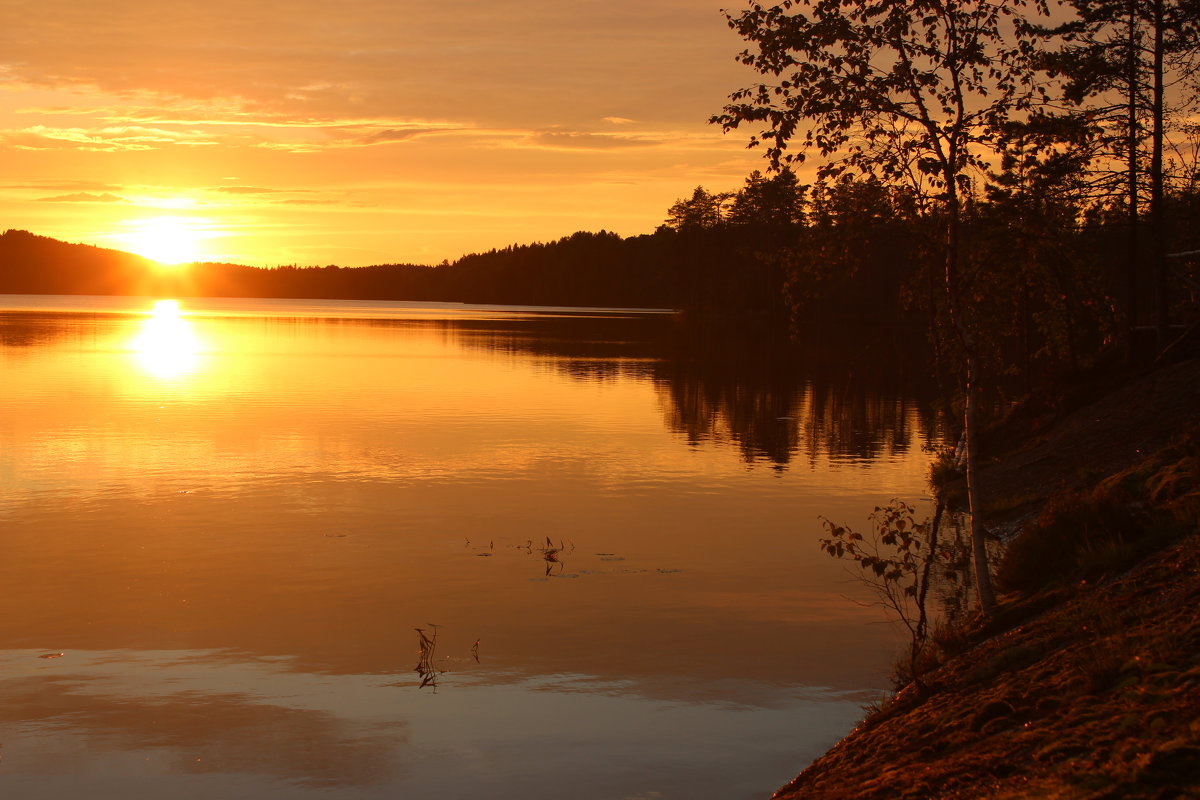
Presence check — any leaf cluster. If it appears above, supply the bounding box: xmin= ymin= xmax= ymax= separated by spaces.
xmin=713 ymin=0 xmax=1051 ymax=194
xmin=820 ymin=501 xmax=950 ymax=690
xmin=821 ymin=500 xmax=929 ymax=600
xmin=820 ymin=499 xmax=970 ymax=689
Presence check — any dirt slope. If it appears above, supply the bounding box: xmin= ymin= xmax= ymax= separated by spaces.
xmin=772 ymin=357 xmax=1200 ymax=800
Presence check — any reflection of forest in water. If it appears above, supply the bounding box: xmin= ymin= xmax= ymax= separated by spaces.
xmin=1 ymin=307 xmax=938 ymax=468
xmin=0 ymin=311 xmax=108 ymax=349
xmin=657 ymin=365 xmax=928 ymax=468
xmin=397 ymin=312 xmax=940 ymax=469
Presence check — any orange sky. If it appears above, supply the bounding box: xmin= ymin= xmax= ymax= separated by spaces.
xmin=0 ymin=0 xmax=767 ymax=267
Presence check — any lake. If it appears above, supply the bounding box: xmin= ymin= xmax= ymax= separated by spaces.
xmin=0 ymin=295 xmax=939 ymax=799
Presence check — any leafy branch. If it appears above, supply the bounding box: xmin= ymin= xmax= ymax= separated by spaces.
xmin=820 ymin=499 xmax=952 ymax=691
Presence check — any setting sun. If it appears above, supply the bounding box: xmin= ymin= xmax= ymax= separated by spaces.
xmin=117 ymin=216 xmax=213 ymax=266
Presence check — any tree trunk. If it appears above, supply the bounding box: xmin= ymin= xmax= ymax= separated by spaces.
xmin=963 ymin=355 xmax=996 ymax=612
xmin=1151 ymin=0 xmax=1169 ymax=353
xmin=1126 ymin=0 xmax=1140 ymax=358
xmin=943 ymin=177 xmax=996 ymax=615
xmin=916 ymin=498 xmax=945 ymax=646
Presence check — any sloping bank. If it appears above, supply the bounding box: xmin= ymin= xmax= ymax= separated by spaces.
xmin=773 ymin=356 xmax=1200 ymax=800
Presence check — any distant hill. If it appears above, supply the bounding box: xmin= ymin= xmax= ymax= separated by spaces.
xmin=0 ymin=229 xmax=164 ymax=296
xmin=0 ymin=228 xmax=696 ymax=311
xmin=0 ymin=229 xmax=444 ymax=302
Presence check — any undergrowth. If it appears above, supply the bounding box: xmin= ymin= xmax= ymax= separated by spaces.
xmin=996 ymin=425 xmax=1200 ymax=595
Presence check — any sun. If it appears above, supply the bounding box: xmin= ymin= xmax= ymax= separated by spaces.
xmin=117 ymin=216 xmax=212 ymax=266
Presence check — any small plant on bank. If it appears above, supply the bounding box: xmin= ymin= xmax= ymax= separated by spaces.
xmin=927 ymin=444 xmax=962 ymax=493
xmin=820 ymin=500 xmax=953 ymax=693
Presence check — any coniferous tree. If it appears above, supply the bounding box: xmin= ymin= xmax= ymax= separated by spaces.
xmin=1041 ymin=0 xmax=1200 ymax=353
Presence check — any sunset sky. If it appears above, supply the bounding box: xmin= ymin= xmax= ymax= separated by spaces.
xmin=0 ymin=0 xmax=767 ymax=267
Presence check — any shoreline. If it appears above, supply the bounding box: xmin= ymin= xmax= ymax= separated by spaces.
xmin=771 ymin=356 xmax=1200 ymax=799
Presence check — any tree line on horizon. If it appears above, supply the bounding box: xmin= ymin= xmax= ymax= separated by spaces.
xmin=0 ymin=169 xmax=892 ymax=332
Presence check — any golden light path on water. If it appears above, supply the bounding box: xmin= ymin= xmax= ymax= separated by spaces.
xmin=129 ymin=299 xmax=204 ymax=380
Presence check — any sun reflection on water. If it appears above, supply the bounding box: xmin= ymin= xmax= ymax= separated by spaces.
xmin=131 ymin=299 xmax=204 ymax=379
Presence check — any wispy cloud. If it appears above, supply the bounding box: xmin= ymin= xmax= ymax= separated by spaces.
xmin=359 ymin=128 xmax=438 ymax=145
xmin=208 ymin=186 xmax=327 ymax=204
xmin=521 ymin=131 xmax=663 ymax=151
xmin=1 ymin=180 xmax=125 ymax=192
xmin=22 ymin=102 xmax=465 ymax=133
xmin=1 ymin=111 xmax=468 ymax=153
xmin=211 ymin=186 xmax=286 ymax=195
xmin=5 ymin=125 xmax=219 ymax=151
xmin=36 ymin=192 xmax=128 ymax=203
xmin=254 ymin=122 xmax=469 ymax=153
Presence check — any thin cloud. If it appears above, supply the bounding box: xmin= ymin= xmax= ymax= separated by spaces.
xmin=256 ymin=123 xmax=467 ymax=153
xmin=523 ymin=131 xmax=662 ymax=151
xmin=6 ymin=125 xmax=220 ymax=151
xmin=1 ymin=180 xmax=125 ymax=192
xmin=21 ymin=100 xmax=468 ymax=135
xmin=36 ymin=192 xmax=128 ymax=203
xmin=209 ymin=187 xmax=327 ymax=204
xmin=212 ymin=186 xmax=286 ymax=195
xmin=4 ymin=113 xmax=466 ymax=153
xmin=360 ymin=128 xmax=430 ymax=144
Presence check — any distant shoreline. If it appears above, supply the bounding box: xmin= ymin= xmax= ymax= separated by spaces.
xmin=0 ymin=292 xmax=680 ymax=319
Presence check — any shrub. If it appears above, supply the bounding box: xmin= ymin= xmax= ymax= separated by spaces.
xmin=997 ymin=425 xmax=1199 ymax=595
xmin=995 ymin=485 xmax=1146 ymax=593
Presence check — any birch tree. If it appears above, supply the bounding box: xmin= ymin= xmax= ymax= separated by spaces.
xmin=713 ymin=0 xmax=1052 ymax=613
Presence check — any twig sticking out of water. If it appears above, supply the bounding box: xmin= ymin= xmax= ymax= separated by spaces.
xmin=415 ymin=626 xmax=442 ymax=691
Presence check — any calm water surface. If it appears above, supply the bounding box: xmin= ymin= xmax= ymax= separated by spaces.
xmin=0 ymin=295 xmax=938 ymax=799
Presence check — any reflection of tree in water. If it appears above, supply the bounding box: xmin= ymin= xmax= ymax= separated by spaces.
xmin=0 ymin=311 xmax=110 ymax=350
xmin=355 ymin=313 xmax=936 ymax=467
xmin=441 ymin=313 xmax=667 ymax=385
xmin=796 ymin=381 xmax=922 ymax=465
xmin=431 ymin=311 xmax=935 ymax=468
xmin=654 ymin=363 xmax=799 ymax=466
xmin=650 ymin=322 xmax=934 ymax=467
xmin=654 ymin=365 xmax=927 ymax=468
